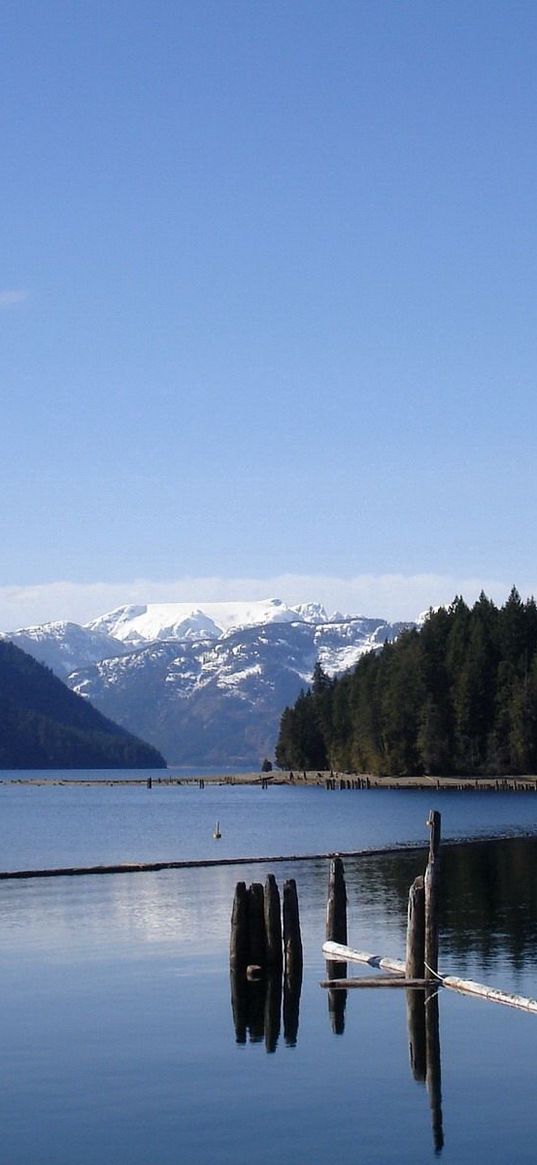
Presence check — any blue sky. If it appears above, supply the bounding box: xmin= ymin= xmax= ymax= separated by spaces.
xmin=2 ymin=1 xmax=537 ymax=626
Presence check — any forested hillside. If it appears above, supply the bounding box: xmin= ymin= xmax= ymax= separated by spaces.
xmin=0 ymin=640 xmax=166 ymax=769
xmin=276 ymin=589 xmax=537 ymax=776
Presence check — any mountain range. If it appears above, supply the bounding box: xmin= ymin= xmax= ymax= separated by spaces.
xmin=1 ymin=599 xmax=413 ymax=766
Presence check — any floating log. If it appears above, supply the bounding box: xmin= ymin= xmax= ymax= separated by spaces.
xmin=283 ymin=879 xmax=303 ymax=978
xmin=230 ymin=881 xmax=249 ymax=973
xmin=322 ymin=941 xmax=537 ymax=1014
xmin=424 ymin=810 xmax=441 ymax=979
xmin=322 ymin=941 xmax=405 ymax=975
xmin=264 ymin=874 xmax=283 ymax=970
xmin=406 ymin=875 xmax=425 ymax=979
xmin=441 ymin=975 xmax=537 ymax=1013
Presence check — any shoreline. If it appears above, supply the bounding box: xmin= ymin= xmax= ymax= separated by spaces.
xmin=2 ymin=770 xmax=537 ymax=790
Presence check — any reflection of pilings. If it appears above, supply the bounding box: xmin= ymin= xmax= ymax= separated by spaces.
xmin=283 ymin=879 xmax=303 ymax=978
xmin=264 ymin=971 xmax=282 ymax=1053
xmin=247 ymin=977 xmax=266 ymax=1043
xmin=264 ymin=874 xmax=283 ymax=970
xmin=230 ymin=968 xmax=283 ymax=1051
xmin=425 ymin=990 xmax=444 ymax=1154
xmin=406 ymin=988 xmax=426 ymax=1082
xmin=283 ymin=966 xmax=302 ymax=1047
xmin=326 ymin=960 xmax=347 ymax=1035
xmin=230 ymin=969 xmax=248 ymax=1044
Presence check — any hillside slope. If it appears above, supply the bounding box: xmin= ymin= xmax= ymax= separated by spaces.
xmin=0 ymin=640 xmax=166 ymax=769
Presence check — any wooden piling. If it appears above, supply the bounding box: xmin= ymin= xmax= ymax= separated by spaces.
xmin=248 ymin=882 xmax=267 ymax=970
xmin=230 ymin=881 xmax=249 ymax=973
xmin=326 ymin=857 xmax=347 ymax=946
xmin=406 ymin=874 xmax=425 ymax=979
xmin=424 ymin=810 xmax=441 ymax=979
xmin=264 ymin=874 xmax=283 ymax=970
xmin=283 ymin=878 xmax=303 ymax=978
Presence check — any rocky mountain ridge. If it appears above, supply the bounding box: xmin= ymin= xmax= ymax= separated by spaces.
xmin=2 ymin=600 xmax=414 ymax=765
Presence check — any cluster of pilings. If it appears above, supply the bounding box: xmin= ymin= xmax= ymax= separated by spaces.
xmin=229 ymin=875 xmax=303 ymax=1051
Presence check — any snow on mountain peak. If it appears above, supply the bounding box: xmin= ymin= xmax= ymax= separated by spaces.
xmin=85 ymin=598 xmax=300 ymax=644
xmin=291 ymin=602 xmax=329 ymax=624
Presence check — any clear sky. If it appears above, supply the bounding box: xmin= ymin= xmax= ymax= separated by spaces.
xmin=2 ymin=0 xmax=537 ymax=627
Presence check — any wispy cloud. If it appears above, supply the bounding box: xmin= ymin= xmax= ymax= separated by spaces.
xmin=0 ymin=572 xmax=530 ymax=632
xmin=0 ymin=289 xmax=28 ymax=308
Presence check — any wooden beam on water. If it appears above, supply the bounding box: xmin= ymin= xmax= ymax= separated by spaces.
xmin=322 ymin=941 xmax=537 ymax=1014
xmin=320 ymin=977 xmax=431 ymax=989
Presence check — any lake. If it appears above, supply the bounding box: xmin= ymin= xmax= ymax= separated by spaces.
xmin=1 ymin=781 xmax=537 ymax=1162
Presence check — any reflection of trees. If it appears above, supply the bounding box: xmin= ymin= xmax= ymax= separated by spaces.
xmin=343 ymin=839 xmax=537 ymax=975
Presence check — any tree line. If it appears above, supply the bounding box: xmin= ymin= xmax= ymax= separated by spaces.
xmin=275 ymin=589 xmax=537 ymax=776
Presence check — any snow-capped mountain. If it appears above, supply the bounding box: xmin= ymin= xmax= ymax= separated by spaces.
xmin=2 ymin=600 xmax=413 ymax=765
xmin=0 ymin=621 xmax=129 ymax=678
xmin=86 ymin=598 xmax=329 ymax=644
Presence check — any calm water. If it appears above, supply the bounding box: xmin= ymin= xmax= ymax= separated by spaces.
xmin=1 ymin=776 xmax=537 ymax=867
xmin=2 ymin=785 xmax=537 ymax=1162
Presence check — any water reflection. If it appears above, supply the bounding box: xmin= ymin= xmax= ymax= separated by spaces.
xmin=230 ymin=965 xmax=301 ymax=1051
xmin=344 ymin=837 xmax=537 ymax=984
xmin=425 ymin=991 xmax=444 ymax=1155
xmin=405 ymin=986 xmax=444 ymax=1152
xmin=325 ymin=958 xmax=347 ymax=1035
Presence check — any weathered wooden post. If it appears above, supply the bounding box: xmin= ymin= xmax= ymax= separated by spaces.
xmin=424 ymin=810 xmax=441 ymax=979
xmin=283 ymin=879 xmax=303 ymax=978
xmin=248 ymin=882 xmax=267 ymax=971
xmin=406 ymin=875 xmax=425 ymax=979
xmin=264 ymin=874 xmax=283 ymax=970
xmin=326 ymin=857 xmax=347 ymax=946
xmin=230 ymin=881 xmax=249 ymax=974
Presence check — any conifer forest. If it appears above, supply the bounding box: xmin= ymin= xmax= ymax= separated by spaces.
xmin=275 ymin=589 xmax=537 ymax=777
